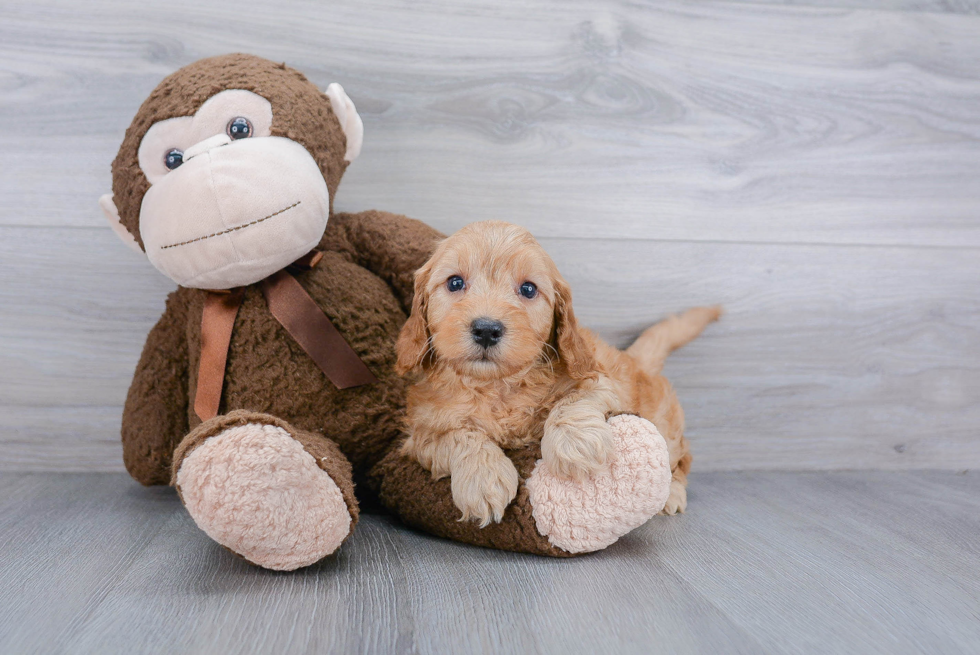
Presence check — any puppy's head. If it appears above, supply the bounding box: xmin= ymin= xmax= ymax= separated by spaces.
xmin=396 ymin=221 xmax=594 ymax=380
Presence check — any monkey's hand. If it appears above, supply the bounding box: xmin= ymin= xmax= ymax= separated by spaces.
xmin=121 ymin=289 xmax=191 ymax=486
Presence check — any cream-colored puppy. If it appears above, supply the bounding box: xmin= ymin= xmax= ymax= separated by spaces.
xmin=395 ymin=221 xmax=720 ymax=526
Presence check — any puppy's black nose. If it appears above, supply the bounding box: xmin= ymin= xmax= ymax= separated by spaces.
xmin=471 ymin=317 xmax=504 ymax=349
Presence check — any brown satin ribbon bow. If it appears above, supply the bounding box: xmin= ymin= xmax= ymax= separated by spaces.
xmin=193 ymin=251 xmax=378 ymax=421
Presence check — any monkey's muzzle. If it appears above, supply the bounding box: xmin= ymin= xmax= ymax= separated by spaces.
xmin=139 ymin=135 xmax=330 ymax=290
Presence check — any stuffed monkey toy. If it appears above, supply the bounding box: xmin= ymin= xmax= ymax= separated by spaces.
xmin=102 ymin=54 xmax=671 ymax=570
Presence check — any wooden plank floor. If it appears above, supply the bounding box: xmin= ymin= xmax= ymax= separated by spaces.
xmin=1 ymin=471 xmax=977 ymax=654
xmin=1 ymin=0 xmax=979 ymax=473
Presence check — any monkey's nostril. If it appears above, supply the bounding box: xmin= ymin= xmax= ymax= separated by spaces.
xmin=471 ymin=317 xmax=505 ymax=349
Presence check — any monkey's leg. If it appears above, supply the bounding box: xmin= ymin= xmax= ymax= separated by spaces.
xmin=171 ymin=410 xmax=358 ymax=571
xmin=371 ymin=415 xmax=670 ymax=556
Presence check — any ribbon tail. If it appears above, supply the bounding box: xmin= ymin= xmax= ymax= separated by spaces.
xmin=262 ymin=270 xmax=378 ymax=389
xmin=194 ymin=288 xmax=245 ymax=421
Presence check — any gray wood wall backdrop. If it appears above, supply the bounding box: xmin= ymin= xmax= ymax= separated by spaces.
xmin=1 ymin=0 xmax=978 ymax=473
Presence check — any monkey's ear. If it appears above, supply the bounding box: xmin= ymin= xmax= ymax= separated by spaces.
xmin=324 ymin=83 xmax=364 ymax=163
xmin=99 ymin=194 xmax=144 ymax=254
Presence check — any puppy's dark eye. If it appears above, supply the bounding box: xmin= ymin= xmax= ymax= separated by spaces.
xmin=164 ymin=149 xmax=184 ymax=170
xmin=519 ymin=281 xmax=537 ymax=299
xmin=227 ymin=117 xmax=252 ymax=140
xmin=447 ymin=275 xmax=465 ymax=293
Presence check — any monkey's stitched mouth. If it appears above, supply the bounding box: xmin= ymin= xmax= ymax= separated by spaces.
xmin=160 ymin=201 xmax=302 ymax=250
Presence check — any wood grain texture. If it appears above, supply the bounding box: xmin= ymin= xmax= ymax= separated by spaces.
xmin=1 ymin=0 xmax=979 ymax=247
xmin=1 ymin=471 xmax=977 ymax=654
xmin=0 ymin=0 xmax=978 ymax=472
xmin=723 ymin=0 xmax=980 ymax=13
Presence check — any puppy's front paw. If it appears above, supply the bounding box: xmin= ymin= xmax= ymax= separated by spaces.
xmin=542 ymin=411 xmax=615 ymax=481
xmin=661 ymin=480 xmax=688 ymax=515
xmin=450 ymin=449 xmax=519 ymax=527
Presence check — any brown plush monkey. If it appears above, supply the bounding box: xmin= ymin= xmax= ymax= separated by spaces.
xmin=104 ymin=54 xmax=670 ymax=570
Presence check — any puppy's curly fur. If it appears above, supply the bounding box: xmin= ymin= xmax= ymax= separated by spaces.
xmin=395 ymin=221 xmax=720 ymax=526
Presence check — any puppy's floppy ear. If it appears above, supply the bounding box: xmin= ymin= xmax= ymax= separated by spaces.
xmin=552 ymin=276 xmax=597 ymax=380
xmin=395 ymin=260 xmax=434 ymax=375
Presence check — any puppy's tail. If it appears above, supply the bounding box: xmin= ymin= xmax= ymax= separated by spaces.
xmin=626 ymin=306 xmax=722 ymax=376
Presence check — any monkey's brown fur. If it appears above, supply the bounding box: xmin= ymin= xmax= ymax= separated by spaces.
xmin=118 ymin=54 xmax=564 ymax=563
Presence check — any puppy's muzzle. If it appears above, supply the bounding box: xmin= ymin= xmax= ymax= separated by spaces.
xmin=471 ymin=317 xmax=505 ymax=349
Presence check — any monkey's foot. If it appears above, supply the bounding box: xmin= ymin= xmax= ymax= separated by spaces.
xmin=526 ymin=414 xmax=671 ymax=554
xmin=174 ymin=412 xmax=355 ymax=571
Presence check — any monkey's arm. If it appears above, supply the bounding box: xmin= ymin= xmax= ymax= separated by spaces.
xmin=121 ymin=290 xmax=191 ymax=486
xmin=322 ymin=210 xmax=444 ymax=313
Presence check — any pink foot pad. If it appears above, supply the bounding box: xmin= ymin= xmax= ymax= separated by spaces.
xmin=526 ymin=414 xmax=672 ymax=554
xmin=176 ymin=423 xmax=351 ymax=571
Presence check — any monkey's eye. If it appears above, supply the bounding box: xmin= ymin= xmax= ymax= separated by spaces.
xmin=447 ymin=275 xmax=465 ymax=293
xmin=227 ymin=117 xmax=252 ymax=140
xmin=519 ymin=281 xmax=537 ymax=299
xmin=164 ymin=149 xmax=184 ymax=170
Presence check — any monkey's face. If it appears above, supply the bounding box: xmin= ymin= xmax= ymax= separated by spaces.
xmin=136 ymin=90 xmax=330 ymax=289
xmin=100 ymin=55 xmax=363 ymax=290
